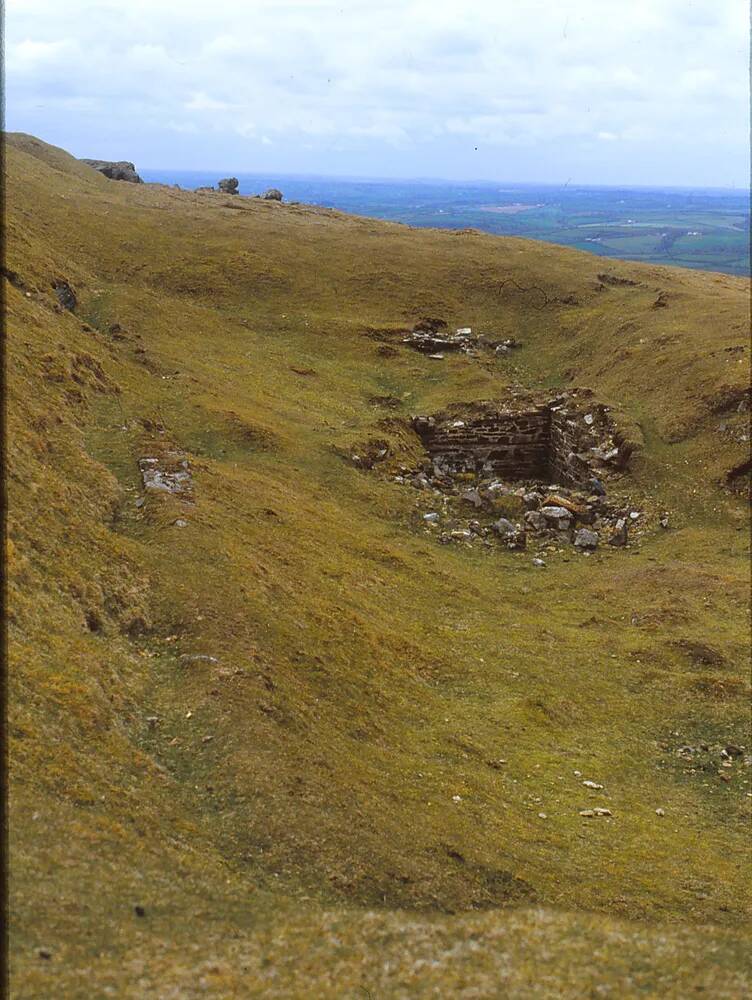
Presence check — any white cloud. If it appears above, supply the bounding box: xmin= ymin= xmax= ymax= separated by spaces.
xmin=4 ymin=0 xmax=748 ymax=185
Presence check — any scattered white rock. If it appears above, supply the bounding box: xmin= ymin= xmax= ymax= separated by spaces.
xmin=582 ymin=780 xmax=604 ymax=789
xmin=452 ymin=795 xmax=462 ymax=803
xmin=655 ymin=808 xmax=665 ymax=816
xmin=138 ymin=455 xmax=192 ymax=495
xmin=532 ymin=558 xmax=546 ymax=567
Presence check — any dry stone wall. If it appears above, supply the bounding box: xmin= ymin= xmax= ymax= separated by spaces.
xmin=413 ymin=394 xmax=623 ymax=488
xmin=414 ymin=407 xmax=550 ymax=479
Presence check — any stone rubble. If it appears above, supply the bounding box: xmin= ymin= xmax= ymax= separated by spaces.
xmin=138 ymin=453 xmax=193 ymax=496
xmin=402 ymin=318 xmax=523 ymax=357
xmin=391 ymin=462 xmax=648 ymax=557
xmin=387 ymin=392 xmax=649 ymax=557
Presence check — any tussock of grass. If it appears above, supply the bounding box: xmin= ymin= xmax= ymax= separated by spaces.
xmin=6 ymin=133 xmax=751 ymax=997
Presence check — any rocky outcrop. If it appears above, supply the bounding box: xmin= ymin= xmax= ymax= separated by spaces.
xmin=218 ymin=177 xmax=239 ymax=194
xmin=262 ymin=188 xmax=283 ymax=201
xmin=81 ymin=159 xmax=143 ymax=183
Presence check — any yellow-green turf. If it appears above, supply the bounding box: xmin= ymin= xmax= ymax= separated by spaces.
xmin=5 ymin=133 xmax=751 ymax=998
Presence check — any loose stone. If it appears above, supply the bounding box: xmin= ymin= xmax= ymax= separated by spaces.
xmin=574 ymin=528 xmax=599 ymax=549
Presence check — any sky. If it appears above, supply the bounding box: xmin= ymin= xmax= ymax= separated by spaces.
xmin=5 ymin=0 xmax=750 ymax=187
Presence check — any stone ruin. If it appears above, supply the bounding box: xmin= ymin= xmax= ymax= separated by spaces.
xmin=412 ymin=391 xmax=629 ymax=488
xmin=391 ymin=390 xmax=653 ymax=557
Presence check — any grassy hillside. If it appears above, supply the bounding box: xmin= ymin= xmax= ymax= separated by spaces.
xmin=5 ymin=133 xmax=751 ymax=998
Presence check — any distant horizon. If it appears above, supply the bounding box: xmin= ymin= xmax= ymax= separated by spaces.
xmin=139 ymin=165 xmax=750 ymax=194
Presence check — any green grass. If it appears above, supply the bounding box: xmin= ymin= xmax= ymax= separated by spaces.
xmin=5 ymin=132 xmax=752 ymax=998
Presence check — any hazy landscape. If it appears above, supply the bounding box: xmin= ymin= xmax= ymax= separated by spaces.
xmin=5 ymin=0 xmax=750 ymax=995
xmin=144 ymin=169 xmax=751 ymax=276
xmin=6 ymin=132 xmax=751 ymax=998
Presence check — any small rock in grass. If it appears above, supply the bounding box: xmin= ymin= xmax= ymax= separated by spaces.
xmin=608 ymin=518 xmax=628 ymax=547
xmin=655 ymin=808 xmax=665 ymax=816
xmin=134 ymin=905 xmax=146 ymax=917
xmin=538 ymin=812 xmax=547 ymax=819
xmin=532 ymin=558 xmax=546 ymax=567
xmin=37 ymin=948 xmax=52 ymax=960
xmin=582 ymin=780 xmax=604 ymax=789
xmin=574 ymin=528 xmax=599 ymax=549
xmin=423 ymin=512 xmax=440 ymax=522
xmin=460 ymin=488 xmax=483 ymax=508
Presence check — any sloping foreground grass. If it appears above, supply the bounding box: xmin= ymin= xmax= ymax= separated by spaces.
xmin=5 ymin=133 xmax=751 ymax=997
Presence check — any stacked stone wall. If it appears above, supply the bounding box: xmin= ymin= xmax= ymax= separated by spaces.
xmin=418 ymin=408 xmax=551 ymax=478
xmin=414 ymin=401 xmax=607 ymax=486
xmin=549 ymin=409 xmax=593 ymax=486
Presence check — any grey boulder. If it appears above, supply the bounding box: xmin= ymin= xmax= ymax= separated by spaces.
xmin=574 ymin=528 xmax=599 ymax=549
xmin=82 ymin=159 xmax=143 ymax=183
xmin=492 ymin=518 xmax=517 ymax=538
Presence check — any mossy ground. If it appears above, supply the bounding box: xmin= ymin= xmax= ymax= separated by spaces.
xmin=5 ymin=133 xmax=751 ymax=997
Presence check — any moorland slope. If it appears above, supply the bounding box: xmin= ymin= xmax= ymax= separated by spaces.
xmin=5 ymin=133 xmax=751 ymax=998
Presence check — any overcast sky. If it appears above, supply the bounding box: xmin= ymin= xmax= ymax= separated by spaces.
xmin=5 ymin=0 xmax=749 ymax=186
